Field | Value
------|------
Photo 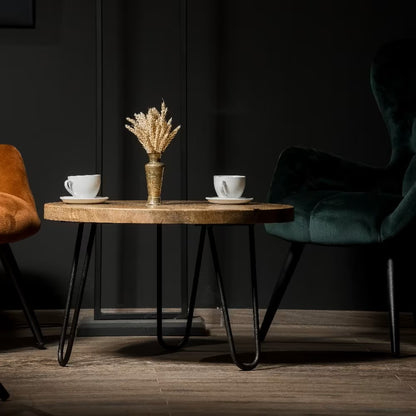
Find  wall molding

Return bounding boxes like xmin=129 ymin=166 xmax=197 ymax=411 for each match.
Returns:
xmin=1 ymin=308 xmax=414 ymax=329
xmin=93 ymin=0 xmax=190 ymax=315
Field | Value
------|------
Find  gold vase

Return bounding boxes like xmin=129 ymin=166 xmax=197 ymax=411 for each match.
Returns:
xmin=145 ymin=152 xmax=165 ymax=205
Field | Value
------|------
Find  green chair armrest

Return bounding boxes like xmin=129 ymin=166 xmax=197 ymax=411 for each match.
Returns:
xmin=268 ymin=147 xmax=391 ymax=202
xmin=381 ymin=182 xmax=416 ymax=241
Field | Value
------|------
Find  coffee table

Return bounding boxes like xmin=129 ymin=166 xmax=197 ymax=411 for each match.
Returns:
xmin=44 ymin=200 xmax=293 ymax=370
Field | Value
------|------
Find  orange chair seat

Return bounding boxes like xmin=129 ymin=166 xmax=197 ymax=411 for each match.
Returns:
xmin=0 ymin=192 xmax=40 ymax=244
xmin=0 ymin=144 xmax=41 ymax=244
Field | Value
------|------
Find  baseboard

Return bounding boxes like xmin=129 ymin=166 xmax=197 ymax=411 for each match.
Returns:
xmin=1 ymin=308 xmax=414 ymax=329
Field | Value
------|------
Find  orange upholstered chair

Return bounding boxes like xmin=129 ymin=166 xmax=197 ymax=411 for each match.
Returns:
xmin=0 ymin=144 xmax=44 ymax=348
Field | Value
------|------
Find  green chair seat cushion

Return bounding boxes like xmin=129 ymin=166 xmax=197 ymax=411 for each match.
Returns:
xmin=0 ymin=192 xmax=40 ymax=244
xmin=266 ymin=191 xmax=401 ymax=245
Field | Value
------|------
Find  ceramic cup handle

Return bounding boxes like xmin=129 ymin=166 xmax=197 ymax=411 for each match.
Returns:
xmin=64 ymin=180 xmax=74 ymax=196
xmin=221 ymin=180 xmax=229 ymax=197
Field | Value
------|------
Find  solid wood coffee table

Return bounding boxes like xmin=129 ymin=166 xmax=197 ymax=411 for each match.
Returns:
xmin=44 ymin=200 xmax=293 ymax=370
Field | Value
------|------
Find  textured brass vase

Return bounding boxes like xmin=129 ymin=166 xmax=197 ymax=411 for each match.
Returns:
xmin=145 ymin=152 xmax=165 ymax=205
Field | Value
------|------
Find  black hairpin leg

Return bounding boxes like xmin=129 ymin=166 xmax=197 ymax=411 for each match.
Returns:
xmin=157 ymin=225 xmax=205 ymax=350
xmin=0 ymin=383 xmax=9 ymax=401
xmin=207 ymin=225 xmax=261 ymax=371
xmin=58 ymin=223 xmax=96 ymax=366
xmin=0 ymin=243 xmax=45 ymax=349
xmin=259 ymin=242 xmax=304 ymax=342
xmin=387 ymin=256 xmax=400 ymax=357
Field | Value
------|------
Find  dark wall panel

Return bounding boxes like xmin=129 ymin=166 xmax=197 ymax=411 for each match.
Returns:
xmin=0 ymin=0 xmax=34 ymax=27
xmin=0 ymin=0 xmax=96 ymax=309
xmin=100 ymin=0 xmax=184 ymax=309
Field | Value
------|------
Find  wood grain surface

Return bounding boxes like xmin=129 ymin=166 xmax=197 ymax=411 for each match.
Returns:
xmin=1 ymin=319 xmax=416 ymax=415
xmin=43 ymin=200 xmax=294 ymax=225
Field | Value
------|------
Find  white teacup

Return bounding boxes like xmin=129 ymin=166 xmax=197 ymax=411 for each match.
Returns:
xmin=64 ymin=174 xmax=101 ymax=199
xmin=214 ymin=175 xmax=246 ymax=198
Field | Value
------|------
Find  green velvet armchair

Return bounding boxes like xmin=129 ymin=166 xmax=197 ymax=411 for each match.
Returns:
xmin=261 ymin=39 xmax=416 ymax=356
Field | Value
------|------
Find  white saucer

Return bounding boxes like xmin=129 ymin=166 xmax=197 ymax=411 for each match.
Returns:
xmin=205 ymin=197 xmax=253 ymax=205
xmin=60 ymin=196 xmax=109 ymax=204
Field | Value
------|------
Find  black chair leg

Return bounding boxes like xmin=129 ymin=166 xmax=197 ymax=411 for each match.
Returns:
xmin=387 ymin=256 xmax=400 ymax=357
xmin=0 ymin=383 xmax=9 ymax=401
xmin=259 ymin=242 xmax=304 ymax=342
xmin=0 ymin=243 xmax=45 ymax=349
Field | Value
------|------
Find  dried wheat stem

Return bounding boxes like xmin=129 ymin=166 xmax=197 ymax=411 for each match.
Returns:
xmin=125 ymin=101 xmax=180 ymax=154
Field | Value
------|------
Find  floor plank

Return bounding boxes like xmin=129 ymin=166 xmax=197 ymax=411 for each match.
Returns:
xmin=1 ymin=321 xmax=416 ymax=415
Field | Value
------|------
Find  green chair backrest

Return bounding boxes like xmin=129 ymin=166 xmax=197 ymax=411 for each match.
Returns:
xmin=370 ymin=39 xmax=416 ymax=195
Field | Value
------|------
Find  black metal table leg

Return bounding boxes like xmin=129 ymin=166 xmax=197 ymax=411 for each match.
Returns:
xmin=156 ymin=225 xmax=206 ymax=350
xmin=0 ymin=244 xmax=45 ymax=349
xmin=0 ymin=383 xmax=9 ymax=401
xmin=58 ymin=223 xmax=96 ymax=366
xmin=207 ymin=225 xmax=261 ymax=371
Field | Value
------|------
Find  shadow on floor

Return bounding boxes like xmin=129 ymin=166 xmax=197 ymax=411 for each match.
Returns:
xmin=1 ymin=403 xmax=56 ymax=416
xmin=0 ymin=335 xmax=59 ymax=352
xmin=115 ymin=337 xmax=416 ymax=366
xmin=200 ymin=350 xmax=399 ymax=366
xmin=116 ymin=337 xmax=226 ymax=357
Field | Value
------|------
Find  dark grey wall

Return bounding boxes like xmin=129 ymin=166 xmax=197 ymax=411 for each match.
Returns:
xmin=1 ymin=0 xmax=416 ymax=312
xmin=0 ymin=0 xmax=97 ymax=308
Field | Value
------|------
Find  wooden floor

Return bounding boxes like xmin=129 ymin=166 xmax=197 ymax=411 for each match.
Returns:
xmin=1 ymin=318 xmax=416 ymax=415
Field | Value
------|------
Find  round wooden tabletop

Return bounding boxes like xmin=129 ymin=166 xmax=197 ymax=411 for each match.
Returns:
xmin=44 ymin=200 xmax=293 ymax=225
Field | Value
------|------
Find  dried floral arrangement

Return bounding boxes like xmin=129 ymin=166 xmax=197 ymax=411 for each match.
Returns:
xmin=125 ymin=101 xmax=181 ymax=154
